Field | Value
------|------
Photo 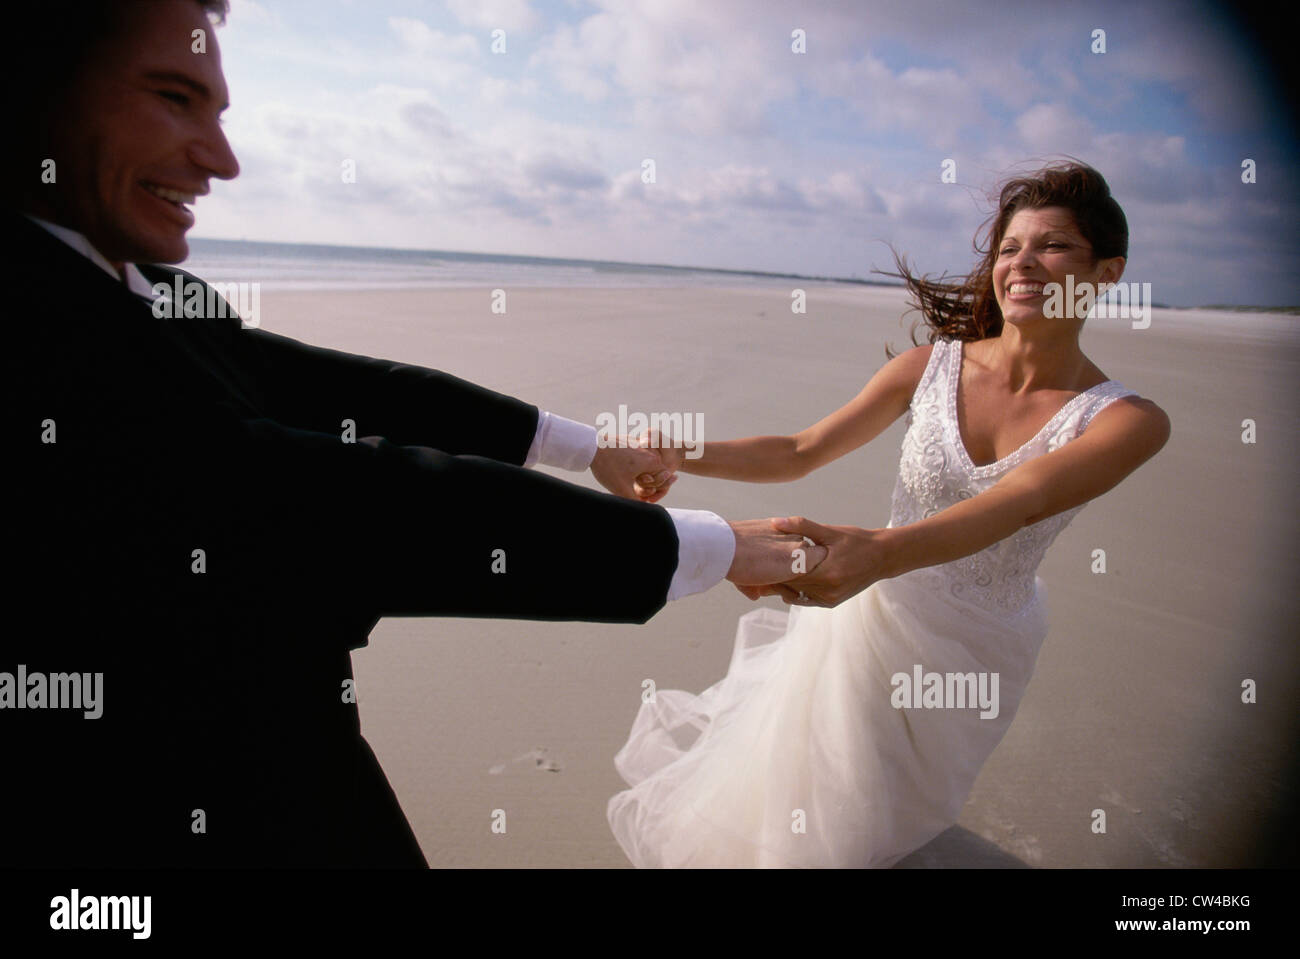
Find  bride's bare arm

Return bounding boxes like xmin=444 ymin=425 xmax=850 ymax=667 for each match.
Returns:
xmin=660 ymin=344 xmax=934 ymax=483
xmin=773 ymin=395 xmax=1170 ymax=607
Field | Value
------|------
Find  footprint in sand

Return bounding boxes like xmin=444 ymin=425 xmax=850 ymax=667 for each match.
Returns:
xmin=488 ymin=747 xmax=564 ymax=775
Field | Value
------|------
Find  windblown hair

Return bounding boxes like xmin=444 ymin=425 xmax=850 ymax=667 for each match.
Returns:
xmin=880 ymin=160 xmax=1129 ymax=359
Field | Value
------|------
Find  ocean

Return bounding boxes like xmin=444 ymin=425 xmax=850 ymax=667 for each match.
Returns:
xmin=182 ymin=237 xmax=871 ymax=292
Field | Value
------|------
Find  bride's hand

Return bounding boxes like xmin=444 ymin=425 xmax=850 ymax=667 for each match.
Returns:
xmin=633 ymin=429 xmax=687 ymax=475
xmin=591 ymin=435 xmax=678 ymax=502
xmin=763 ymin=516 xmax=891 ymax=607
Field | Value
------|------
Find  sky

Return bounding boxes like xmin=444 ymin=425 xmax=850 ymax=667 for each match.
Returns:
xmin=196 ymin=0 xmax=1300 ymax=307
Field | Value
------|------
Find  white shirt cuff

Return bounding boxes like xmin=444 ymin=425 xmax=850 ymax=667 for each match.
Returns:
xmin=664 ymin=509 xmax=735 ymax=601
xmin=524 ymin=411 xmax=598 ymax=471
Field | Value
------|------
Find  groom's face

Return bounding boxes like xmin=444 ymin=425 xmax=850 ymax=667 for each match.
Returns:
xmin=42 ymin=1 xmax=239 ymax=269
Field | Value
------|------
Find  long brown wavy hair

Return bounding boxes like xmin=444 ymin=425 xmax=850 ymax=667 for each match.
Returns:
xmin=880 ymin=160 xmax=1128 ymax=359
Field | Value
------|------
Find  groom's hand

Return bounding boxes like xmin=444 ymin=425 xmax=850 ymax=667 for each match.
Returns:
xmin=725 ymin=519 xmax=828 ymax=589
xmin=743 ymin=516 xmax=889 ymax=608
xmin=626 ymin=429 xmax=686 ymax=499
xmin=591 ymin=437 xmax=678 ymax=503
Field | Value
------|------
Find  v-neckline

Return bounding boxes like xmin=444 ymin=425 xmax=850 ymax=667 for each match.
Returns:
xmin=950 ymin=339 xmax=1113 ymax=474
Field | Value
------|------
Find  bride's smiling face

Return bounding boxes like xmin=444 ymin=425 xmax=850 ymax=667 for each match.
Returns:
xmin=992 ymin=206 xmax=1124 ymax=325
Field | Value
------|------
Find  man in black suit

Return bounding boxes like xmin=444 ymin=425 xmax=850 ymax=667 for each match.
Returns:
xmin=3 ymin=0 xmax=824 ymax=866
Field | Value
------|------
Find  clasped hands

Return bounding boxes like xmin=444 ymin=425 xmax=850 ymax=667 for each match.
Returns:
xmin=591 ymin=432 xmax=889 ymax=608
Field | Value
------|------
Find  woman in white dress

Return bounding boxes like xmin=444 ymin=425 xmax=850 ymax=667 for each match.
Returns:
xmin=607 ymin=161 xmax=1171 ymax=868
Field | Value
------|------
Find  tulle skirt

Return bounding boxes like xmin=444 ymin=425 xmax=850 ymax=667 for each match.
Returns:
xmin=606 ymin=571 xmax=1049 ymax=867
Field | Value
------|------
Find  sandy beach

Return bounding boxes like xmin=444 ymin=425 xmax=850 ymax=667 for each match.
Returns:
xmin=253 ymin=283 xmax=1299 ymax=868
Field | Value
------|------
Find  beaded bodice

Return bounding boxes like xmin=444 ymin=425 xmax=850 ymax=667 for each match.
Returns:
xmin=887 ymin=338 xmax=1139 ymax=619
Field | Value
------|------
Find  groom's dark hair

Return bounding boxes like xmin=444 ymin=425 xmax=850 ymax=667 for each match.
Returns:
xmin=12 ymin=0 xmax=229 ymax=91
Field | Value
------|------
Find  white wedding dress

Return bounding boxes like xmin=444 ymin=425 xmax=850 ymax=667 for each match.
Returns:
xmin=607 ymin=337 xmax=1139 ymax=867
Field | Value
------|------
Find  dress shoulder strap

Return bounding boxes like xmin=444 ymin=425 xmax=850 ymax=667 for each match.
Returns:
xmin=1076 ymin=382 xmax=1141 ymax=432
xmin=909 ymin=338 xmax=950 ymax=408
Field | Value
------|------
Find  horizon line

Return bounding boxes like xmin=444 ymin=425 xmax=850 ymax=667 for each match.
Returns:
xmin=184 ymin=235 xmax=1298 ymax=312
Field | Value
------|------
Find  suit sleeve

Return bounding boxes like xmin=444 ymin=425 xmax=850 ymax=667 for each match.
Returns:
xmin=148 ymin=265 xmax=541 ymax=464
xmin=200 ymin=405 xmax=680 ymax=624
xmin=235 ymin=325 xmax=542 ymax=465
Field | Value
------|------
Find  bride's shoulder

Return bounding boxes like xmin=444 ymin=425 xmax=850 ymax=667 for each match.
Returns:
xmin=1085 ymin=392 xmax=1171 ymax=458
xmin=899 ymin=339 xmax=941 ymax=369
xmin=884 ymin=341 xmax=939 ymax=397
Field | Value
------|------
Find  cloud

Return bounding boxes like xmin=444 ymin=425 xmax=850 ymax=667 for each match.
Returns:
xmin=388 ymin=17 xmax=480 ymax=58
xmin=523 ymin=155 xmax=609 ymax=192
xmin=227 ymin=0 xmax=274 ymax=26
xmin=530 ymin=1 xmax=799 ymax=135
xmin=1015 ymin=103 xmax=1091 ymax=155
xmin=402 ymin=100 xmax=456 ymax=140
xmin=808 ymin=56 xmax=986 ymax=149
xmin=444 ymin=0 xmax=540 ymax=33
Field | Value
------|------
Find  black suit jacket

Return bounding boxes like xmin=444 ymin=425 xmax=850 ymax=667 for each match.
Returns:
xmin=4 ymin=212 xmax=679 ymax=867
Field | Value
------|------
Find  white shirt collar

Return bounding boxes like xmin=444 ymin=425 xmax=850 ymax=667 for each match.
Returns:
xmin=24 ymin=214 xmax=160 ymax=299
